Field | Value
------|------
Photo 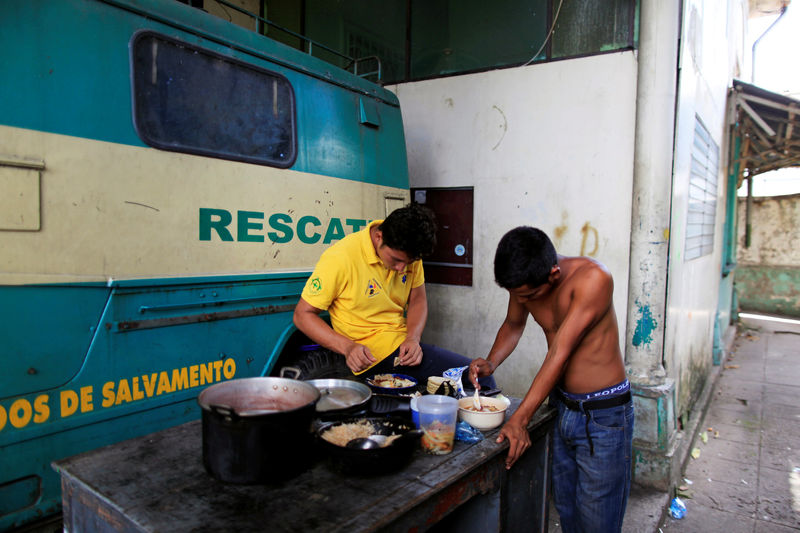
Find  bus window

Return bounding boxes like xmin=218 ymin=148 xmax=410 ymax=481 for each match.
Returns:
xmin=131 ymin=32 xmax=297 ymax=168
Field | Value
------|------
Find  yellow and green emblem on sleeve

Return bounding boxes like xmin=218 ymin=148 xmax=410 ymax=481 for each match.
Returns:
xmin=309 ymin=277 xmax=322 ymax=295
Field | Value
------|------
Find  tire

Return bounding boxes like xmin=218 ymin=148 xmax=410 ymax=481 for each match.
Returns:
xmin=285 ymin=348 xmax=352 ymax=380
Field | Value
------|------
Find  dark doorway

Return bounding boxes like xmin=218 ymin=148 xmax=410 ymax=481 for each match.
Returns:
xmin=412 ymin=187 xmax=473 ymax=286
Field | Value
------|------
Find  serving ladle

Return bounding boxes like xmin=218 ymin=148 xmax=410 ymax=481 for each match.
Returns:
xmin=346 ymin=435 xmax=389 ymax=449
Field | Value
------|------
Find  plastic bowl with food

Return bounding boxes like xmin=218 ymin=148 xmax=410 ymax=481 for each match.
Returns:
xmin=365 ymin=373 xmax=418 ymax=395
xmin=457 ymin=395 xmax=510 ymax=431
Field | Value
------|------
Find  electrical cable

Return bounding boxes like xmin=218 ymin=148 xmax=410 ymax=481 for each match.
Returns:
xmin=523 ymin=0 xmax=564 ymax=66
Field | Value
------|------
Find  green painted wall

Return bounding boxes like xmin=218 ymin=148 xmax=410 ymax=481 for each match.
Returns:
xmin=736 ymin=265 xmax=800 ymax=317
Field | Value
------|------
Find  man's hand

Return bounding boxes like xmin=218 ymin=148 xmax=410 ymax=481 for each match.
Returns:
xmin=345 ymin=343 xmax=376 ymax=373
xmin=495 ymin=413 xmax=531 ymax=469
xmin=396 ymin=339 xmax=423 ymax=367
xmin=468 ymin=358 xmax=496 ymax=390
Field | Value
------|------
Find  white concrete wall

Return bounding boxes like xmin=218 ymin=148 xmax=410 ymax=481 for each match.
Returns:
xmin=665 ymin=0 xmax=747 ymax=411
xmin=737 ymin=193 xmax=800 ymax=265
xmin=735 ymin=193 xmax=800 ymax=317
xmin=388 ymin=52 xmax=637 ymax=396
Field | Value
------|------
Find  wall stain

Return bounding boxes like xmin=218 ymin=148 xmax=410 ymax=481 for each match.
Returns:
xmin=632 ymin=302 xmax=657 ymax=347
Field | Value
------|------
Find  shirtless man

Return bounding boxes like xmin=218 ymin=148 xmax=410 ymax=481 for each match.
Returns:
xmin=469 ymin=226 xmax=633 ymax=533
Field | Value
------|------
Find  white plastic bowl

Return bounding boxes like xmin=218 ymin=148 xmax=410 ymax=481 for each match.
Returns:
xmin=457 ymin=395 xmax=509 ymax=431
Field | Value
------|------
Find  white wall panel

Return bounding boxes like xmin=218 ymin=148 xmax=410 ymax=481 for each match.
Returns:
xmin=389 ymin=52 xmax=637 ymax=395
xmin=666 ymin=0 xmax=743 ymax=412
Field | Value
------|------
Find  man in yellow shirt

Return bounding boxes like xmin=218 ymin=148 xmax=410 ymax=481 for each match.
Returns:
xmin=294 ymin=203 xmax=495 ymax=389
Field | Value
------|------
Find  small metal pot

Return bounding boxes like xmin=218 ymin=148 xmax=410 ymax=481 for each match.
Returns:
xmin=307 ymin=378 xmax=412 ymax=428
xmin=308 ymin=378 xmax=372 ymax=413
xmin=197 ymin=377 xmax=320 ymax=484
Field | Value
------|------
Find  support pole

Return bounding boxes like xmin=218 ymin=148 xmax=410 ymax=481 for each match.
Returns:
xmin=625 ymin=0 xmax=680 ymax=385
xmin=626 ymin=0 xmax=681 ymax=490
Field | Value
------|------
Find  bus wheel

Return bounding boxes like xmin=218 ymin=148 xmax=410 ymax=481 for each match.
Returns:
xmin=286 ymin=348 xmax=351 ymax=380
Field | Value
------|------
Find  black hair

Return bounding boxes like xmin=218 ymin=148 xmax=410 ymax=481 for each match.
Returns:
xmin=379 ymin=203 xmax=437 ymax=260
xmin=494 ymin=226 xmax=558 ymax=289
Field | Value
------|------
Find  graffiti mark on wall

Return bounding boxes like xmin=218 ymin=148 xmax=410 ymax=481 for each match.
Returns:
xmin=491 ymin=105 xmax=507 ymax=151
xmin=632 ymin=301 xmax=657 ymax=347
xmin=580 ymin=222 xmax=598 ymax=256
xmin=552 ymin=218 xmax=600 ymax=257
xmin=553 ymin=211 xmax=569 ymax=250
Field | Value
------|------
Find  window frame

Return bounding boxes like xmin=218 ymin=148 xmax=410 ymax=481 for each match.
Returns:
xmin=684 ymin=115 xmax=719 ymax=261
xmin=130 ymin=30 xmax=298 ymax=169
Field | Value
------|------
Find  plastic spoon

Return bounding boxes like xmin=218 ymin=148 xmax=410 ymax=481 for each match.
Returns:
xmin=473 ymin=388 xmax=482 ymax=410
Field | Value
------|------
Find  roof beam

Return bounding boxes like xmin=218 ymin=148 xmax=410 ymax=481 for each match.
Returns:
xmin=738 ymin=96 xmax=777 ymax=136
xmin=739 ymin=92 xmax=800 ymax=115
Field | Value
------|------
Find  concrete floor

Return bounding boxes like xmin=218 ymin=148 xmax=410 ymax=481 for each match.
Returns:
xmin=549 ymin=313 xmax=800 ymax=532
xmin=658 ymin=314 xmax=800 ymax=532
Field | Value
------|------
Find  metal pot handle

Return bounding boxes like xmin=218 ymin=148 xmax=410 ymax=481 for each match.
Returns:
xmin=280 ymin=366 xmax=302 ymax=379
xmin=398 ymin=428 xmax=424 ymax=442
xmin=209 ymin=403 xmax=240 ymax=421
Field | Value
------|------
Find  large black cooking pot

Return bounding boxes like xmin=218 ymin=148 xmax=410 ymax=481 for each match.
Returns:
xmin=197 ymin=377 xmax=320 ymax=484
xmin=315 ymin=416 xmax=422 ymax=476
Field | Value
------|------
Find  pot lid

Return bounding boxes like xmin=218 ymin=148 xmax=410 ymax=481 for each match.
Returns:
xmin=197 ymin=377 xmax=320 ymax=416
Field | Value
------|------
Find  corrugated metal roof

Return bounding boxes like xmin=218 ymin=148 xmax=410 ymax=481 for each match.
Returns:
xmin=730 ymin=79 xmax=800 ymax=185
xmin=749 ymin=0 xmax=791 ymax=18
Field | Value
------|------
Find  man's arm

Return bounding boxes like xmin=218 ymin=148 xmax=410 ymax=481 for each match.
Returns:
xmin=396 ymin=284 xmax=427 ymax=366
xmin=498 ymin=266 xmax=615 ymax=469
xmin=468 ymin=295 xmax=528 ymax=387
xmin=292 ymin=297 xmax=376 ymax=373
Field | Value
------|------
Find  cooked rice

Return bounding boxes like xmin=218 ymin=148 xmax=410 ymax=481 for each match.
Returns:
xmin=321 ymin=419 xmax=402 ymax=448
xmin=321 ymin=419 xmax=375 ymax=447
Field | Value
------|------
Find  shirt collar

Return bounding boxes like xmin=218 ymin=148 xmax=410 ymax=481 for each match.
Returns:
xmin=362 ymin=219 xmax=383 ymax=266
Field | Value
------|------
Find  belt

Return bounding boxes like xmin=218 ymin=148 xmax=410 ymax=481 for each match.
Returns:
xmin=558 ymin=390 xmax=631 ymax=412
xmin=557 ymin=390 xmax=631 ymax=457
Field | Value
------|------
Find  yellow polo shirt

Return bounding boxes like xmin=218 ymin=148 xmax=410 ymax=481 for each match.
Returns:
xmin=301 ymin=220 xmax=425 ymax=373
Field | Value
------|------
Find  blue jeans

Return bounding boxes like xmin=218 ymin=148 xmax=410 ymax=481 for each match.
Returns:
xmin=551 ymin=394 xmax=634 ymax=533
xmin=367 ymin=343 xmax=497 ymax=390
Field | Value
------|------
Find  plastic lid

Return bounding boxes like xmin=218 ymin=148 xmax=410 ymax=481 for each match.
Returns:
xmin=417 ymin=394 xmax=458 ymax=414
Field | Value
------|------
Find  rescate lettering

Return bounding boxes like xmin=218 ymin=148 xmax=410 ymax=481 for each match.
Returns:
xmin=199 ymin=208 xmax=369 ymax=245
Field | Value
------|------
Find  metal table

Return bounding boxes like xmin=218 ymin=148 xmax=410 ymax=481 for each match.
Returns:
xmin=53 ymin=399 xmax=555 ymax=533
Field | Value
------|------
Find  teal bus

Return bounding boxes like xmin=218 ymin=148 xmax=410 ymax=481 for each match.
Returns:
xmin=0 ymin=0 xmax=408 ymax=528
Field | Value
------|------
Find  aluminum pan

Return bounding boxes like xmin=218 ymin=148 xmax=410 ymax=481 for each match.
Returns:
xmin=308 ymin=378 xmax=372 ymax=412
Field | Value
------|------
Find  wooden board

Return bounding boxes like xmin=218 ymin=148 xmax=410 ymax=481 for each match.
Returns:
xmin=54 ymin=399 xmax=556 ymax=533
